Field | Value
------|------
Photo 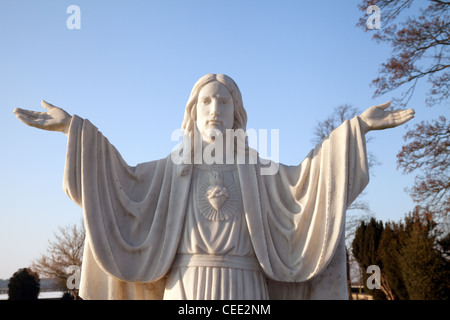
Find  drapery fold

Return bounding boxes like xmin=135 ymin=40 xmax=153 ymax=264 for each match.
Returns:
xmin=63 ymin=115 xmax=369 ymax=299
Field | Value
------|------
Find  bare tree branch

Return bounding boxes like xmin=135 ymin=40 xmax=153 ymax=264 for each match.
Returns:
xmin=32 ymin=221 xmax=85 ymax=299
xmin=358 ymin=0 xmax=450 ymax=107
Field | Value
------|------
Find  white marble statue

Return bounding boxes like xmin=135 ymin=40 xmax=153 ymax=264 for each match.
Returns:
xmin=13 ymin=73 xmax=414 ymax=300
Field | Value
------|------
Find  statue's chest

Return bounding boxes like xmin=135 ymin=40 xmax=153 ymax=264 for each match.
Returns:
xmin=193 ymin=166 xmax=240 ymax=222
xmin=180 ymin=165 xmax=252 ymax=255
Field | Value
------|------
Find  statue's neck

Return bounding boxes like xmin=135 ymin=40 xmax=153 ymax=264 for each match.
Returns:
xmin=198 ymin=137 xmax=235 ymax=164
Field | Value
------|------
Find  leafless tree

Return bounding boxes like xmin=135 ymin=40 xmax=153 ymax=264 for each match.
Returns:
xmin=32 ymin=221 xmax=85 ymax=299
xmin=357 ymin=0 xmax=450 ymax=107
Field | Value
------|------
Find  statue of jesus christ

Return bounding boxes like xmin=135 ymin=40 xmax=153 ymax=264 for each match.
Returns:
xmin=13 ymin=73 xmax=414 ymax=300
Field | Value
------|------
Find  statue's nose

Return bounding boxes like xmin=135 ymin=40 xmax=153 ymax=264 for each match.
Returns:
xmin=210 ymin=101 xmax=220 ymax=117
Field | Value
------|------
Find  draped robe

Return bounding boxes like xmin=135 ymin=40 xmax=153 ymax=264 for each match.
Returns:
xmin=63 ymin=115 xmax=369 ymax=300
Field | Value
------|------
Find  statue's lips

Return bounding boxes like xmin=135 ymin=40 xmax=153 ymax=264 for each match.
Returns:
xmin=207 ymin=120 xmax=223 ymax=126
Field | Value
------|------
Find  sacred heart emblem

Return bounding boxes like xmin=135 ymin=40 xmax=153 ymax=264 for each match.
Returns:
xmin=196 ymin=170 xmax=238 ymax=221
xmin=206 ymin=185 xmax=229 ymax=211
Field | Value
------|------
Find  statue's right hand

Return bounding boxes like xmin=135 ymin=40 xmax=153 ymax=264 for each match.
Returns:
xmin=13 ymin=100 xmax=72 ymax=134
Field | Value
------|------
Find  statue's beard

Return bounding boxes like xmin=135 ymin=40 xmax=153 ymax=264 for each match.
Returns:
xmin=202 ymin=128 xmax=224 ymax=143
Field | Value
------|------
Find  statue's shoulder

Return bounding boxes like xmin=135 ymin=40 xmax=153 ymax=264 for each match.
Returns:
xmin=133 ymin=155 xmax=173 ymax=176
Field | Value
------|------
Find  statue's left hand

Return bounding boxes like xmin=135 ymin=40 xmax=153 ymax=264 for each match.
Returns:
xmin=13 ymin=100 xmax=72 ymax=135
xmin=359 ymin=101 xmax=415 ymax=134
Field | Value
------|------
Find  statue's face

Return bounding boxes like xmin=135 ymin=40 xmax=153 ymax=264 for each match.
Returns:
xmin=196 ymin=81 xmax=234 ymax=142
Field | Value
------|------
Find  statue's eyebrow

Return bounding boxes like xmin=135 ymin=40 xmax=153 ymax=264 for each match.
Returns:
xmin=199 ymin=93 xmax=230 ymax=100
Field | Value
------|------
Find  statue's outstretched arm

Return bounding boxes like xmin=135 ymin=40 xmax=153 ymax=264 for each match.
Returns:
xmin=359 ymin=101 xmax=415 ymax=134
xmin=13 ymin=100 xmax=72 ymax=135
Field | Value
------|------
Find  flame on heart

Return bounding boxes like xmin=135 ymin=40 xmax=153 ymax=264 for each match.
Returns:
xmin=206 ymin=185 xmax=230 ymax=211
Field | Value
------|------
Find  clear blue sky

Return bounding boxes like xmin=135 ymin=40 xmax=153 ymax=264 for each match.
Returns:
xmin=0 ymin=1 xmax=446 ymax=279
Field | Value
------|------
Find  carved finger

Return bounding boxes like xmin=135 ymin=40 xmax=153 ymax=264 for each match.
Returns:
xmin=377 ymin=101 xmax=391 ymax=110
xmin=18 ymin=113 xmax=52 ymax=129
xmin=16 ymin=108 xmax=43 ymax=119
xmin=14 ymin=108 xmax=31 ymax=116
xmin=391 ymin=111 xmax=414 ymax=126
xmin=15 ymin=114 xmax=41 ymax=128
xmin=395 ymin=109 xmax=415 ymax=120
xmin=41 ymin=100 xmax=57 ymax=111
xmin=398 ymin=113 xmax=415 ymax=125
xmin=403 ymin=108 xmax=415 ymax=117
xmin=396 ymin=109 xmax=413 ymax=116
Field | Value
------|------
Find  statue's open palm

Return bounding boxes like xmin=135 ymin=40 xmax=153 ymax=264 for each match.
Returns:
xmin=13 ymin=100 xmax=72 ymax=134
xmin=359 ymin=101 xmax=415 ymax=133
